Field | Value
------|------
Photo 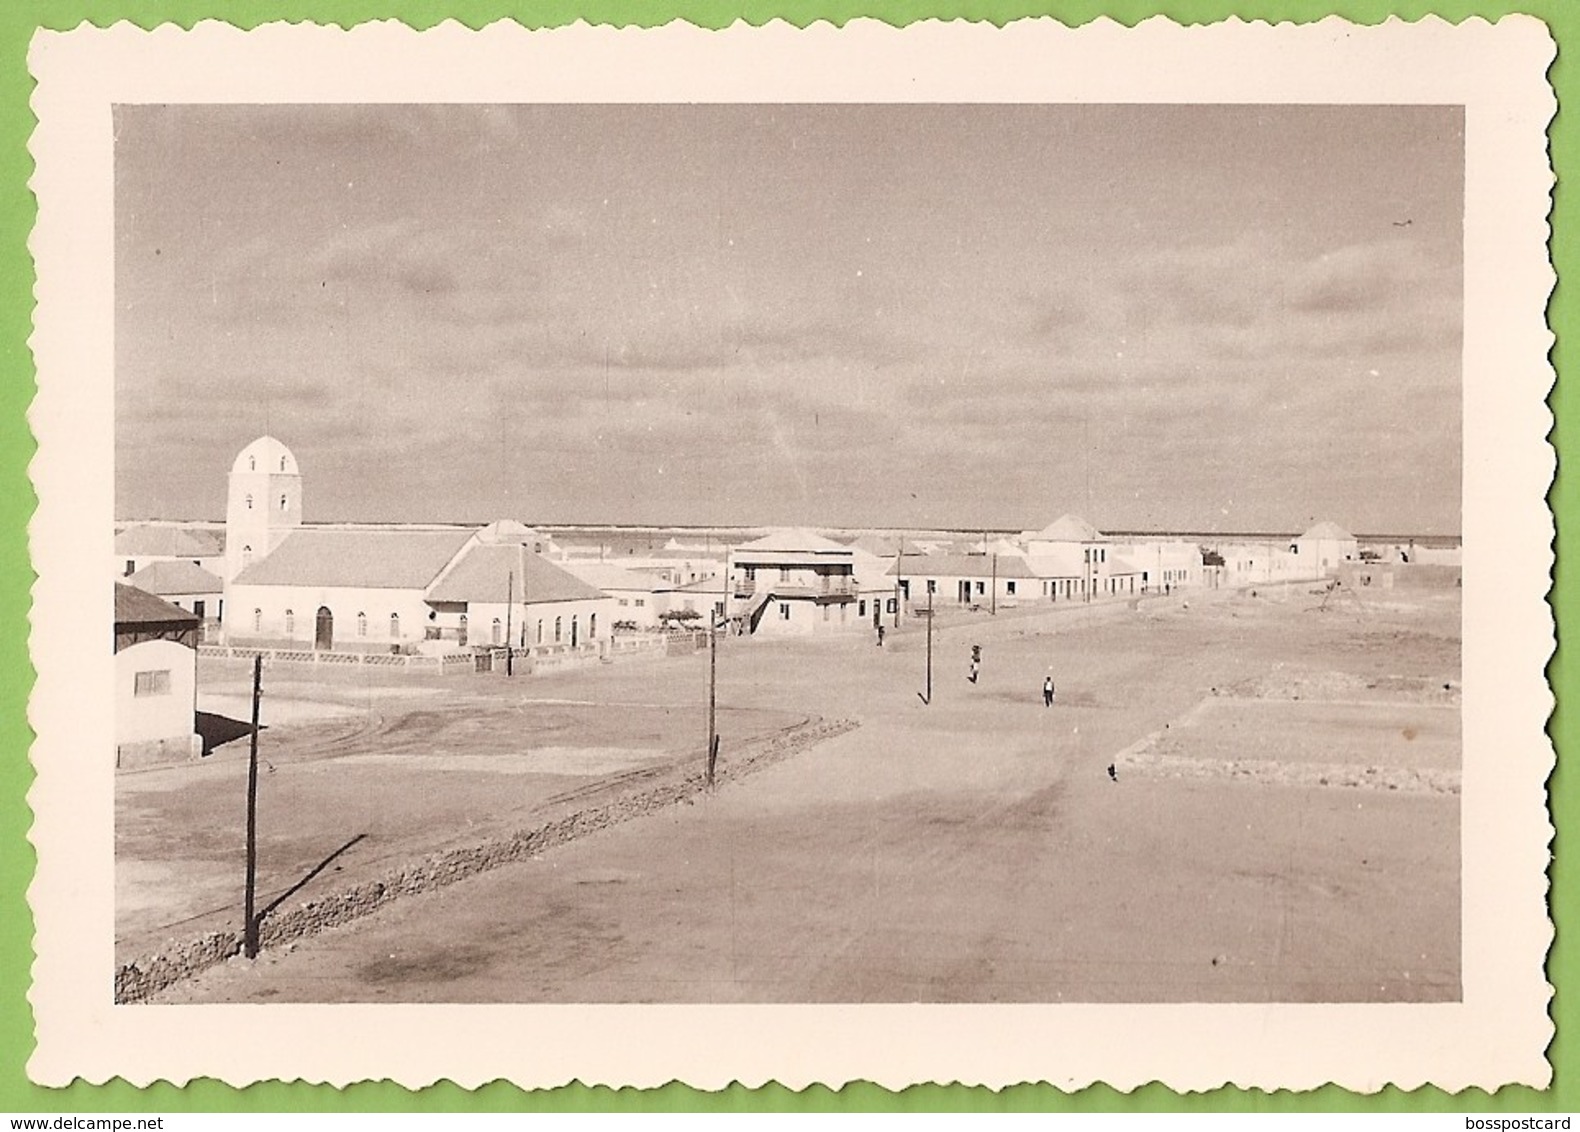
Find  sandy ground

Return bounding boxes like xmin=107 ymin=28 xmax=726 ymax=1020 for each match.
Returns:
xmin=138 ymin=582 xmax=1462 ymax=1003
xmin=116 ymin=655 xmax=804 ymax=962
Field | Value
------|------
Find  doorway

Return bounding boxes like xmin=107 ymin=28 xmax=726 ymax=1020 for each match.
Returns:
xmin=314 ymin=606 xmax=334 ymax=650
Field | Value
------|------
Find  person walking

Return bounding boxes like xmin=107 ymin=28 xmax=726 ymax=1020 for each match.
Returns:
xmin=1043 ymin=675 xmax=1055 ymax=707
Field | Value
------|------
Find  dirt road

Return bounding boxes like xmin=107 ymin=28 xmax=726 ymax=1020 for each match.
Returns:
xmin=154 ymin=584 xmax=1460 ymax=1003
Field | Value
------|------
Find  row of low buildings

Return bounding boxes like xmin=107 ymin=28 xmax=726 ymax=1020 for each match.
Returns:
xmin=115 ymin=436 xmax=1392 ymax=659
xmin=111 ymin=436 xmax=1424 ymax=763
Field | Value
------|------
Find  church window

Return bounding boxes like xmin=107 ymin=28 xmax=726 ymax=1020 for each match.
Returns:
xmin=491 ymin=618 xmax=502 ymax=645
xmin=589 ymin=613 xmax=597 ymax=638
xmin=249 ymin=456 xmax=255 ymax=471
xmin=389 ymin=612 xmax=400 ymax=638
xmin=357 ymin=612 xmax=367 ymax=637
xmin=554 ymin=617 xmax=562 ymax=642
xmin=252 ymin=608 xmax=261 ymax=632
xmin=245 ymin=493 xmax=253 ymax=511
xmin=284 ymin=609 xmax=295 ymax=635
xmin=279 ymin=494 xmax=288 ymax=511
xmin=536 ymin=619 xmax=543 ymax=644
xmin=242 ymin=545 xmax=252 ymax=568
xmin=280 ymin=456 xmax=287 ymax=472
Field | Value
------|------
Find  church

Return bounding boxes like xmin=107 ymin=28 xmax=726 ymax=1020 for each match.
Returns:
xmin=219 ymin=437 xmax=615 ymax=655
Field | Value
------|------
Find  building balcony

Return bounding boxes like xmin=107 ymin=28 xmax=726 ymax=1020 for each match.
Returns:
xmin=734 ymin=577 xmax=855 ymax=600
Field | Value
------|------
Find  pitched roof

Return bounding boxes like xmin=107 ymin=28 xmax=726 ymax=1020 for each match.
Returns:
xmin=734 ymin=528 xmax=851 ymax=554
xmin=886 ymin=552 xmax=1036 ymax=579
xmin=475 ymin=519 xmax=550 ymax=547
xmin=1023 ymin=556 xmax=1085 ymax=579
xmin=233 ymin=529 xmax=472 ymax=589
xmin=427 ymin=544 xmax=606 ymax=604
xmin=1301 ymin=520 xmax=1355 ymax=541
xmin=126 ymin=560 xmax=224 ymax=596
xmin=557 ymin=561 xmax=666 ymax=593
xmin=845 ymin=534 xmax=900 ymax=557
xmin=968 ymin=537 xmax=1026 ymax=557
xmin=115 ymin=583 xmax=201 ymax=627
xmin=672 ymin=575 xmax=727 ymax=594
xmin=114 ymin=524 xmax=225 ymax=558
xmin=1031 ymin=515 xmax=1102 ymax=542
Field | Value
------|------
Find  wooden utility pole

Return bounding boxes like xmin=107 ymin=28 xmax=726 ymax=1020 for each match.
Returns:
xmin=706 ymin=618 xmax=719 ymax=786
xmin=244 ymin=653 xmax=262 ymax=959
xmin=894 ymin=536 xmax=905 ymax=628
xmin=924 ymin=586 xmax=933 ymax=704
xmin=520 ymin=542 xmax=530 ymax=661
xmin=991 ymin=553 xmax=998 ymax=615
xmin=504 ymin=568 xmax=515 ymax=676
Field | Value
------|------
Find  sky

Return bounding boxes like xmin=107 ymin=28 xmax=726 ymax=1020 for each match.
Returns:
xmin=115 ymin=104 xmax=1463 ymax=534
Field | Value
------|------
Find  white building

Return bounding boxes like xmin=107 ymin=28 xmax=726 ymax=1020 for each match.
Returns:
xmin=886 ymin=551 xmax=1037 ymax=610
xmin=126 ymin=560 xmax=226 ymax=640
xmin=1023 ymin=515 xmax=1127 ymax=599
xmin=1292 ymin=521 xmax=1359 ymax=576
xmin=115 ymin=584 xmax=201 ymax=767
xmin=729 ymin=529 xmax=861 ymax=637
xmin=114 ymin=523 xmax=225 ymax=579
xmin=225 ymin=527 xmax=474 ymax=650
xmin=426 ymin=542 xmax=615 ymax=652
xmin=559 ymin=561 xmax=671 ymax=629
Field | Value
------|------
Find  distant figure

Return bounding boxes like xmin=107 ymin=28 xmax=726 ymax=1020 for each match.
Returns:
xmin=968 ymin=660 xmax=978 ymax=684
xmin=1165 ymin=582 xmax=1172 ymax=596
xmin=876 ymin=625 xmax=885 ymax=647
xmin=1043 ymin=676 xmax=1055 ymax=708
xmin=1107 ymin=763 xmax=1117 ymax=782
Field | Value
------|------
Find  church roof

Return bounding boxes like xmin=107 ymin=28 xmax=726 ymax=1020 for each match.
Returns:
xmin=1030 ymin=515 xmax=1103 ymax=542
xmin=231 ymin=435 xmax=299 ymax=476
xmin=427 ymin=544 xmax=606 ymax=604
xmin=114 ymin=524 xmax=225 ymax=558
xmin=126 ymin=560 xmax=224 ymax=596
xmin=1300 ymin=520 xmax=1355 ymax=542
xmin=232 ymin=529 xmax=472 ymax=590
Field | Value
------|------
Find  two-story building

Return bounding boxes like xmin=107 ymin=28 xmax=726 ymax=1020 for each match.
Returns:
xmin=729 ymin=529 xmax=860 ymax=637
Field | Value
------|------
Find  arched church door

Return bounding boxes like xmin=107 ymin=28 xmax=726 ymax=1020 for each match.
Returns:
xmin=315 ymin=606 xmax=334 ymax=650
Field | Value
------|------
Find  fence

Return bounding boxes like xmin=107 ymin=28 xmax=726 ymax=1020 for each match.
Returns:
xmin=201 ymin=633 xmax=675 ymax=677
xmin=197 ymin=645 xmax=474 ymax=673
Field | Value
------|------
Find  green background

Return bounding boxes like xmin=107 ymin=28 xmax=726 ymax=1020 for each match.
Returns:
xmin=0 ymin=0 xmax=1569 ymax=1114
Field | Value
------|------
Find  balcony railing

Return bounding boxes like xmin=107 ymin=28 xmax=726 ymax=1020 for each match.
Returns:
xmin=733 ymin=576 xmax=855 ymax=599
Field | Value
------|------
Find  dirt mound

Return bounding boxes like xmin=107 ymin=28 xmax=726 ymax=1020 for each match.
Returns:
xmin=1121 ymin=749 xmax=1459 ymax=795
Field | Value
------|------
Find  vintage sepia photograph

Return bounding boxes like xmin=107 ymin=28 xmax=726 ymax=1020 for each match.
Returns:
xmin=24 ymin=18 xmax=1556 ymax=1092
xmin=110 ymin=101 xmax=1466 ymax=1005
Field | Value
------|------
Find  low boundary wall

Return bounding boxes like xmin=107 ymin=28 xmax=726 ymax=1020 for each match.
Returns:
xmin=197 ymin=645 xmax=475 ymax=673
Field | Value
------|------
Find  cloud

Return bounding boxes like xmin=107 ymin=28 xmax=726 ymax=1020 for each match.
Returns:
xmin=1287 ymin=240 xmax=1437 ymax=314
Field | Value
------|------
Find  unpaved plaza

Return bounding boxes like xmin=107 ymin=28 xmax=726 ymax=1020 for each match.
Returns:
xmin=134 ymin=581 xmax=1461 ymax=1004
